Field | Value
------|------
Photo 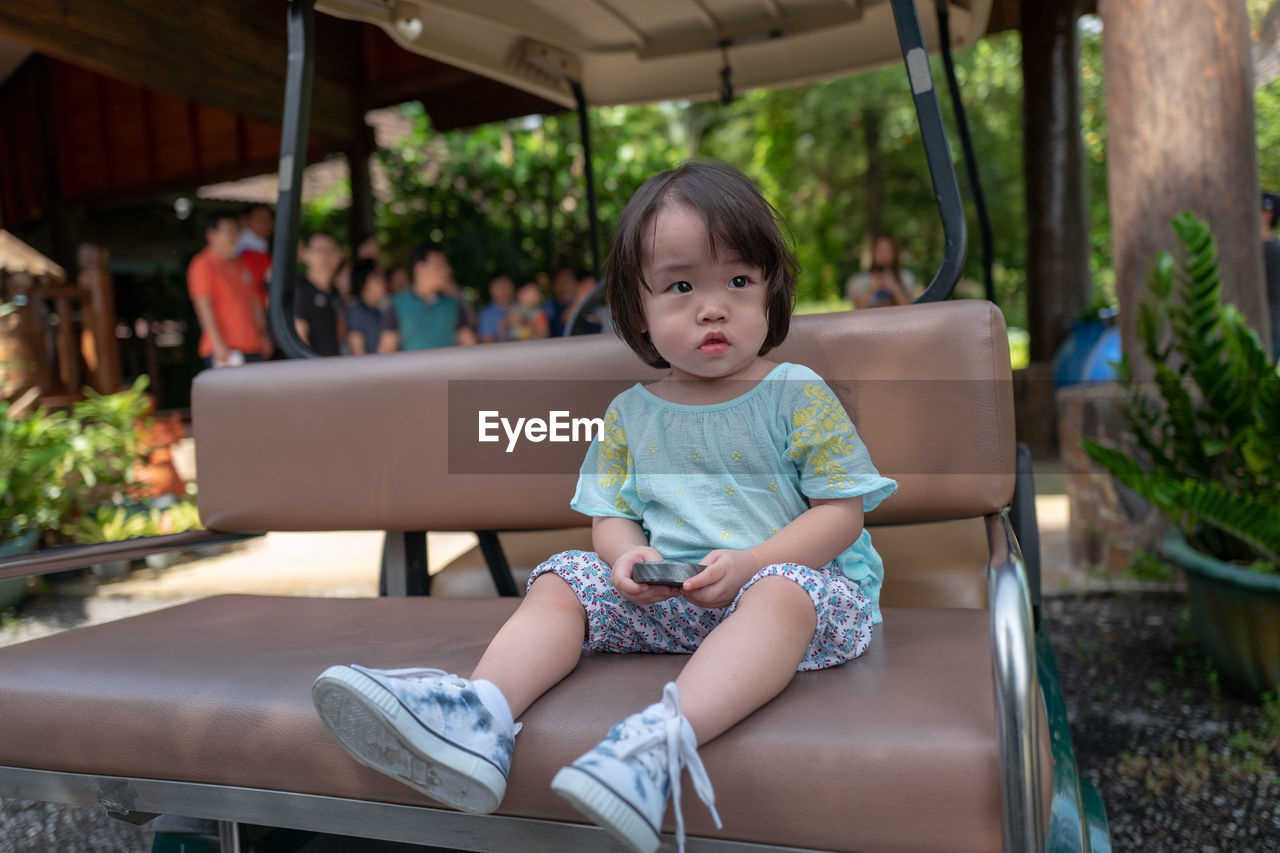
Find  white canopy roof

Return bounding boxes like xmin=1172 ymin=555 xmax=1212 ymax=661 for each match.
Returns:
xmin=319 ymin=0 xmax=992 ymax=109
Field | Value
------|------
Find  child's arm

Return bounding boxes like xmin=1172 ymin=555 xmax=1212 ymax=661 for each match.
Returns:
xmin=593 ymin=516 xmax=681 ymax=605
xmin=683 ymin=497 xmax=864 ymax=609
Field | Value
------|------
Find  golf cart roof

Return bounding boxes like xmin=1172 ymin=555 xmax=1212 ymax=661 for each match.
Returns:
xmin=318 ymin=0 xmax=993 ymax=108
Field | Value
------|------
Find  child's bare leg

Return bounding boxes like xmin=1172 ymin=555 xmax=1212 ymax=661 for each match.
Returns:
xmin=676 ymin=576 xmax=816 ymax=743
xmin=471 ymin=573 xmax=586 ymax=718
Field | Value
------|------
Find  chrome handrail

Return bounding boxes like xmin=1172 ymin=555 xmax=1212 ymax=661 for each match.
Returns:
xmin=986 ymin=509 xmax=1045 ymax=852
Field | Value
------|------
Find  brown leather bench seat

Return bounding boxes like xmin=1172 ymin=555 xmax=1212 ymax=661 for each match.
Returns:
xmin=0 ymin=302 xmax=1055 ymax=850
xmin=0 ymin=594 xmax=1028 ymax=852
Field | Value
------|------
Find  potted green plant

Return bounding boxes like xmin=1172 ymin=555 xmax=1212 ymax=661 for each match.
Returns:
xmin=1082 ymin=212 xmax=1280 ymax=699
xmin=65 ymin=505 xmax=151 ymax=578
xmin=142 ymin=498 xmax=203 ymax=570
xmin=0 ymin=403 xmax=75 ymax=608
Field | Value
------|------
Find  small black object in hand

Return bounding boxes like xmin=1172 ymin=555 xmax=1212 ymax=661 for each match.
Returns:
xmin=632 ymin=561 xmax=704 ymax=586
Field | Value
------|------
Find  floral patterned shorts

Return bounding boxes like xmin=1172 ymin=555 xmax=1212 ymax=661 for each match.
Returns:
xmin=527 ymin=550 xmax=874 ymax=671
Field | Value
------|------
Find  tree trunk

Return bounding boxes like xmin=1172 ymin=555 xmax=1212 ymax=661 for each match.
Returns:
xmin=1022 ymin=0 xmax=1092 ymax=363
xmin=1100 ymin=0 xmax=1270 ymax=370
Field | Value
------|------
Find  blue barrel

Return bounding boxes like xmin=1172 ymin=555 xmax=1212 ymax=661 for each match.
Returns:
xmin=1053 ymin=317 xmax=1107 ymax=387
xmin=1082 ymin=325 xmax=1122 ymax=382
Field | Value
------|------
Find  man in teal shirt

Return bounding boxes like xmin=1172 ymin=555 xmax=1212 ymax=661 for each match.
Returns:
xmin=393 ymin=243 xmax=472 ymax=350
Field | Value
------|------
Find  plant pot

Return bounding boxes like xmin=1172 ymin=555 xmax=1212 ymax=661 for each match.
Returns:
xmin=0 ymin=529 xmax=41 ymax=611
xmin=145 ymin=551 xmax=181 ymax=571
xmin=91 ymin=559 xmax=134 ymax=580
xmin=1162 ymin=528 xmax=1280 ymax=700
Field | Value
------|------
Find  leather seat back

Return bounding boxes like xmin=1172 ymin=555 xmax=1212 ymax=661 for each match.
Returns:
xmin=194 ymin=300 xmax=1015 ymax=534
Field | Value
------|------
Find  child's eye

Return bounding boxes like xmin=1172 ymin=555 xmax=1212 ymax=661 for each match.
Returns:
xmin=668 ymin=281 xmax=693 ymax=294
xmin=728 ymin=275 xmax=750 ymax=289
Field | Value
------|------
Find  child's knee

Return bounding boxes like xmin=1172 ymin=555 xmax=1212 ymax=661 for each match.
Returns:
xmin=742 ymin=575 xmax=817 ymax=631
xmin=527 ymin=571 xmax=586 ymax=612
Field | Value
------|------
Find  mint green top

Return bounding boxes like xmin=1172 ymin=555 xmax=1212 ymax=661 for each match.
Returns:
xmin=571 ymin=362 xmax=898 ymax=623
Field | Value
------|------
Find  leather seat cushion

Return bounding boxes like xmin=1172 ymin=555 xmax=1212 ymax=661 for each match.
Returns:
xmin=0 ymin=594 xmax=1037 ymax=852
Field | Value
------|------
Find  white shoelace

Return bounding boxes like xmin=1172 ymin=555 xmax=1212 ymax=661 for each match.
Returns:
xmin=614 ymin=682 xmax=722 ymax=852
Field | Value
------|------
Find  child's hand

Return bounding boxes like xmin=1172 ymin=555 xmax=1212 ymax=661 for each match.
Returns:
xmin=682 ymin=549 xmax=762 ymax=609
xmin=611 ymin=546 xmax=682 ymax=605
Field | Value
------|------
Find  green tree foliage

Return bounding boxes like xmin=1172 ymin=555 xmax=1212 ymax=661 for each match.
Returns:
xmin=303 ymin=19 xmax=1133 ymax=326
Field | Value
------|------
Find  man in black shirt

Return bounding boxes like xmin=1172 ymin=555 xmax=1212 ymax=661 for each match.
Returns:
xmin=1262 ymin=193 xmax=1280 ymax=364
xmin=296 ymin=232 xmax=344 ymax=356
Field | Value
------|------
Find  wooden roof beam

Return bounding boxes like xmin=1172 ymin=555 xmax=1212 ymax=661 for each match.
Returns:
xmin=0 ymin=0 xmax=356 ymax=146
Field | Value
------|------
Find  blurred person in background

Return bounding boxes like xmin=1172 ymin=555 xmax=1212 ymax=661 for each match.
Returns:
xmin=296 ymin=232 xmax=345 ymax=356
xmin=346 ymin=259 xmax=400 ymax=355
xmin=235 ymin=203 xmax=274 ymax=307
xmin=846 ymin=234 xmax=915 ymax=309
xmin=188 ymin=211 xmax=272 ymax=367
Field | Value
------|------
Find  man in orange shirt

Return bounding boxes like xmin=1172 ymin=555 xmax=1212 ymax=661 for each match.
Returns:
xmin=188 ymin=212 xmax=272 ymax=367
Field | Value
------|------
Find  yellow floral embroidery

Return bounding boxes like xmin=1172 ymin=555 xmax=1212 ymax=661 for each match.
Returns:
xmin=720 ymin=530 xmax=730 ymax=540
xmin=597 ymin=409 xmax=634 ymax=514
xmin=789 ymin=383 xmax=857 ymax=491
xmin=650 ymin=444 xmax=658 ymax=454
xmin=692 ymin=450 xmax=703 ymax=463
xmin=771 ymin=526 xmax=779 ymax=534
xmin=768 ymin=482 xmax=779 ymax=491
xmin=731 ymin=450 xmax=742 ymax=462
xmin=724 ymin=486 xmax=734 ymax=496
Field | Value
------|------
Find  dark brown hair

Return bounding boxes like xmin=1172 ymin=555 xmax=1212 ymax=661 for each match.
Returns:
xmin=605 ymin=160 xmax=798 ymax=368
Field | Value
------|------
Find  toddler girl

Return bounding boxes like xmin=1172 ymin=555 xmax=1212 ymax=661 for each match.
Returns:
xmin=313 ymin=160 xmax=897 ymax=853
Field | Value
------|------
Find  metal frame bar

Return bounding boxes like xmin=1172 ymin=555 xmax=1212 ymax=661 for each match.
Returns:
xmin=568 ymin=79 xmax=602 ymax=282
xmin=887 ymin=0 xmax=967 ymax=303
xmin=0 ymin=766 xmax=826 ymax=853
xmin=380 ymin=531 xmax=430 ymax=596
xmin=934 ymin=0 xmax=995 ymax=304
xmin=0 ymin=530 xmax=257 ymax=582
xmin=268 ymin=0 xmax=319 ymax=360
xmin=475 ymin=530 xmax=521 ymax=596
xmin=985 ymin=510 xmax=1046 ymax=853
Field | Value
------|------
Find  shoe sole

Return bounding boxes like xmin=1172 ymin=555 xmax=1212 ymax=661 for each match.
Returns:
xmin=550 ymin=765 xmax=661 ymax=853
xmin=313 ymin=665 xmax=506 ymax=814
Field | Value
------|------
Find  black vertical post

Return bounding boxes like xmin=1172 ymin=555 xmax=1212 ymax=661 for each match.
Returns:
xmin=935 ymin=0 xmax=995 ymax=305
xmin=269 ymin=0 xmax=319 ymax=359
xmin=569 ymin=80 xmax=601 ymax=281
xmin=380 ymin=531 xmax=431 ymax=596
xmin=887 ymin=0 xmax=967 ymax=302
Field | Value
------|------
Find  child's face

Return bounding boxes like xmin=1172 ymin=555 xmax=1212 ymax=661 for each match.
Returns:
xmin=639 ymin=202 xmax=769 ymax=381
xmin=517 ymin=282 xmax=542 ymax=308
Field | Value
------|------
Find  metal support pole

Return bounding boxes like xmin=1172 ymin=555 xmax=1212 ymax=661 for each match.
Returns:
xmin=269 ymin=0 xmax=319 ymax=359
xmin=935 ymin=0 xmax=995 ymax=305
xmin=476 ymin=531 xmax=520 ymax=597
xmin=568 ymin=79 xmax=602 ymax=281
xmin=887 ymin=0 xmax=967 ymax=302
xmin=380 ymin=531 xmax=431 ymax=597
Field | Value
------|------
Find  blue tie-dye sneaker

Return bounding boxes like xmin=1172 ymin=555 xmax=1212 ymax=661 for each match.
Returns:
xmin=313 ymin=665 xmax=517 ymax=814
xmin=550 ymin=682 xmax=721 ymax=853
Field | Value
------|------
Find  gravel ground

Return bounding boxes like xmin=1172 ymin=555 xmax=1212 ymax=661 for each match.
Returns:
xmin=3 ymin=588 xmax=1278 ymax=851
xmin=1045 ymin=592 xmax=1280 ymax=852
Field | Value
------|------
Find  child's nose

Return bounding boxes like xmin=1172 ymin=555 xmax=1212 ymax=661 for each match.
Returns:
xmin=696 ymin=296 xmax=727 ymax=322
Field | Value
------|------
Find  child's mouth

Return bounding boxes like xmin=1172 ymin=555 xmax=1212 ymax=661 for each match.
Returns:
xmin=699 ymin=332 xmax=729 ymax=355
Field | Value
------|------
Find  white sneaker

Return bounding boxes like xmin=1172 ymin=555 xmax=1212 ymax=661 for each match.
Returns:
xmin=313 ymin=665 xmax=517 ymax=814
xmin=550 ymin=682 xmax=722 ymax=853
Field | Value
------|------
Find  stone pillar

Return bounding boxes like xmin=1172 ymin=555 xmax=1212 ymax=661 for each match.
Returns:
xmin=1022 ymin=0 xmax=1092 ymax=364
xmin=1100 ymin=0 xmax=1270 ymax=370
